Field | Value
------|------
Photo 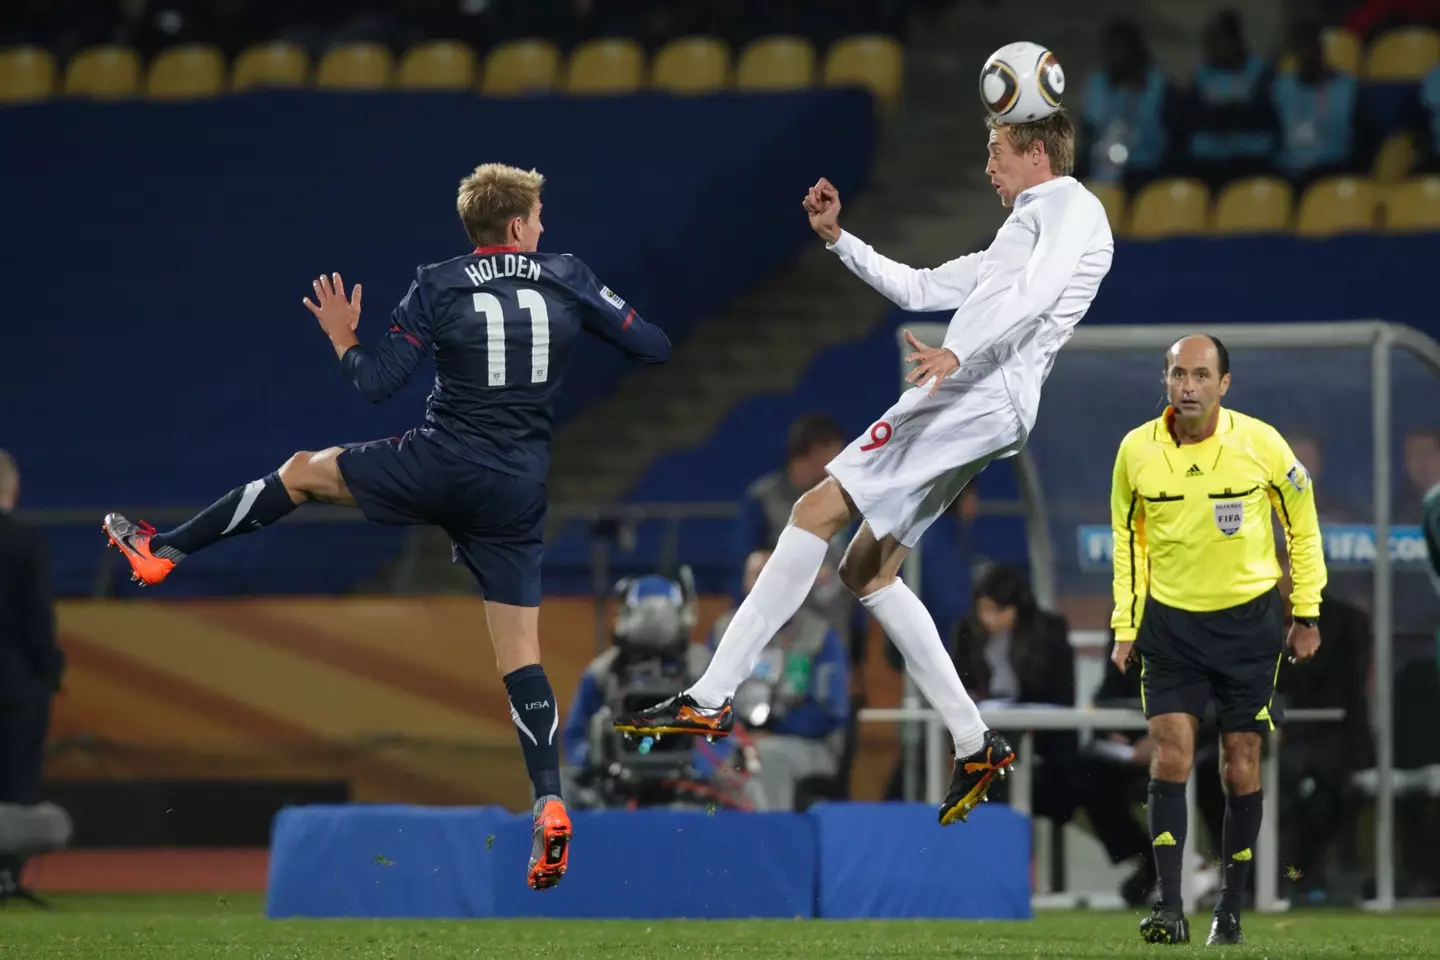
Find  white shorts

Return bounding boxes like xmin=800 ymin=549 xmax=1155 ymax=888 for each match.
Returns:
xmin=825 ymin=368 xmax=1026 ymax=548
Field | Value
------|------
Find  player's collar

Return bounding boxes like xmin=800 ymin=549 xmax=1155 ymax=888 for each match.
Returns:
xmin=473 ymin=244 xmax=519 ymax=254
xmin=1160 ymin=405 xmax=1232 ymax=445
xmin=1015 ymin=176 xmax=1075 ymax=204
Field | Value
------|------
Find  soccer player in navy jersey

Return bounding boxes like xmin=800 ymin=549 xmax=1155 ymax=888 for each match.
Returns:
xmin=102 ymin=163 xmax=672 ymax=891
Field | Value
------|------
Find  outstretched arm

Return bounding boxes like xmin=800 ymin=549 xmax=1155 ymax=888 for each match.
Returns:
xmin=805 ymin=178 xmax=981 ymax=312
xmin=568 ymin=260 xmax=671 ymax=363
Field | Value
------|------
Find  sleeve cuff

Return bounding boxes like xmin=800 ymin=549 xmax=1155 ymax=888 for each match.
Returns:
xmin=1291 ymin=603 xmax=1320 ymax=619
xmin=826 ymin=229 xmax=862 ymax=257
xmin=1113 ymin=629 xmax=1137 ymax=643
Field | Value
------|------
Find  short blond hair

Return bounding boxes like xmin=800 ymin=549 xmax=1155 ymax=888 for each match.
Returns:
xmin=987 ymin=109 xmax=1076 ymax=178
xmin=457 ymin=163 xmax=545 ymax=247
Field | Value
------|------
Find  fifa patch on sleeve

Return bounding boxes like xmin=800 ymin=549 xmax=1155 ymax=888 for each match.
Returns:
xmin=1286 ymin=461 xmax=1310 ymax=492
xmin=599 ymin=286 xmax=626 ymax=310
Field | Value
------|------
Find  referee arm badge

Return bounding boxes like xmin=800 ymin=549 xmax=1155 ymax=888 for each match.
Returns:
xmin=1285 ymin=461 xmax=1310 ymax=493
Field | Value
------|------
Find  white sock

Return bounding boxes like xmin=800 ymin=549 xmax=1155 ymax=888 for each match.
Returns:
xmin=860 ymin=578 xmax=986 ymax=756
xmin=688 ymin=526 xmax=829 ymax=708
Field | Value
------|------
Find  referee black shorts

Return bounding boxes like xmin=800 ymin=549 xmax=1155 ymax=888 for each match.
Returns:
xmin=1134 ymin=588 xmax=1285 ymax=734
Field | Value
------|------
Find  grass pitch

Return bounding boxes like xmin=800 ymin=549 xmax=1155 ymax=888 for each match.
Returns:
xmin=1 ymin=893 xmax=1437 ymax=959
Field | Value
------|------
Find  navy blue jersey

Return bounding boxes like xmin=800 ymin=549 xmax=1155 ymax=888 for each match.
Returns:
xmin=339 ymin=245 xmax=671 ymax=480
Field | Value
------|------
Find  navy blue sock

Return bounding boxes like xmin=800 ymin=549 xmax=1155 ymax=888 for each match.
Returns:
xmin=150 ymin=472 xmax=297 ymax=558
xmin=504 ymin=665 xmax=563 ymax=801
xmin=1148 ymin=779 xmax=1188 ymax=907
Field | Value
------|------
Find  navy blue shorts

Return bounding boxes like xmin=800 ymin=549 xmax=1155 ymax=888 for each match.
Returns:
xmin=336 ymin=430 xmax=546 ymax=606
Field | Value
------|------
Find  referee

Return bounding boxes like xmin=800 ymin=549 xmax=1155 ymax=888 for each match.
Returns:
xmin=1109 ymin=335 xmax=1325 ymax=946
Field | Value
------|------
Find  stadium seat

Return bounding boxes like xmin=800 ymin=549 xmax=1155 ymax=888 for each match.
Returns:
xmin=1280 ymin=27 xmax=1362 ymax=74
xmin=1364 ymin=27 xmax=1440 ymax=80
xmin=1210 ymin=177 xmax=1293 ymax=235
xmin=736 ymin=36 xmax=816 ymax=91
xmin=1373 ymin=131 xmax=1416 ymax=183
xmin=316 ymin=43 xmax=393 ymax=90
xmin=397 ymin=41 xmax=476 ymax=90
xmin=1086 ymin=181 xmax=1127 ymax=231
xmin=481 ymin=39 xmax=561 ymax=95
xmin=565 ymin=38 xmax=644 ymax=94
xmin=1126 ymin=178 xmax=1209 ymax=238
xmin=1294 ymin=176 xmax=1378 ymax=236
xmin=651 ymin=36 xmax=730 ymax=94
xmin=1382 ymin=176 xmax=1440 ymax=232
xmin=822 ymin=35 xmax=904 ymax=108
xmin=145 ymin=44 xmax=226 ymax=99
xmin=63 ymin=45 xmax=141 ymax=98
xmin=231 ymin=42 xmax=308 ymax=91
xmin=0 ymin=46 xmax=56 ymax=102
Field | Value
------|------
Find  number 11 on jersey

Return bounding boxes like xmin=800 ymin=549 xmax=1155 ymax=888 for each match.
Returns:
xmin=473 ymin=289 xmax=551 ymax=386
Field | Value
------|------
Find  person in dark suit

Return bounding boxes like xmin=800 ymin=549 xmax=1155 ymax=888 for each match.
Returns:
xmin=0 ymin=450 xmax=64 ymax=903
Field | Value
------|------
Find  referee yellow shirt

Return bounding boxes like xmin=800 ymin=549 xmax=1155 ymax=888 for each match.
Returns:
xmin=1110 ymin=407 xmax=1327 ymax=641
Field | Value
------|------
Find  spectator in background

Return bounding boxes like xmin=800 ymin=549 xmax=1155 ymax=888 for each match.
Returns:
xmin=1272 ymin=23 xmax=1360 ymax=189
xmin=0 ymin=450 xmax=64 ymax=905
xmin=736 ymin=414 xmax=864 ymax=666
xmin=1399 ymin=430 xmax=1440 ymax=523
xmin=1184 ymin=10 xmax=1278 ymax=188
xmin=950 ymin=564 xmax=1073 ymax=711
xmin=1414 ymin=64 xmax=1440 ymax=172
xmin=1288 ymin=434 xmax=1360 ymax=522
xmin=1081 ymin=19 xmax=1176 ymax=189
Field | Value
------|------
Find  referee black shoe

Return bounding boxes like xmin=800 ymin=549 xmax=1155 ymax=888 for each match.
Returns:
xmin=938 ymin=729 xmax=1015 ymax=825
xmin=1206 ymin=910 xmax=1243 ymax=946
xmin=1139 ymin=901 xmax=1191 ymax=944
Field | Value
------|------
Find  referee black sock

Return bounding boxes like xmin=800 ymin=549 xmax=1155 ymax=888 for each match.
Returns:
xmin=1148 ymin=779 xmax=1188 ymax=907
xmin=1218 ymin=789 xmax=1263 ymax=913
xmin=149 ymin=473 xmax=298 ymax=559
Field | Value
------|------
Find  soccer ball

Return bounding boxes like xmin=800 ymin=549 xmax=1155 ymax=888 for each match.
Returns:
xmin=979 ymin=41 xmax=1065 ymax=124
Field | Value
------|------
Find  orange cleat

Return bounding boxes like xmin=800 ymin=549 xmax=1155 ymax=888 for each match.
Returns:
xmin=938 ymin=729 xmax=1016 ymax=826
xmin=527 ymin=796 xmax=571 ymax=891
xmin=612 ymin=693 xmax=734 ymax=741
xmin=102 ymin=513 xmax=175 ymax=587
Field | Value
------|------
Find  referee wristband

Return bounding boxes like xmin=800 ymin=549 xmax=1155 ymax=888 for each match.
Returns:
xmin=1293 ymin=616 xmax=1318 ymax=628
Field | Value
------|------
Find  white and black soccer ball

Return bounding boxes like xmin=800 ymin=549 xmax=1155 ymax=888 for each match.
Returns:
xmin=979 ymin=41 xmax=1065 ymax=124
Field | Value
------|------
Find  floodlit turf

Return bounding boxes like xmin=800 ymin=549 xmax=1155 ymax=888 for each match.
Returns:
xmin=2 ymin=894 xmax=1438 ymax=959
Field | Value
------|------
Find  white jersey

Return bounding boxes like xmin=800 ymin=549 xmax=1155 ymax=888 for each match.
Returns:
xmin=827 ymin=175 xmax=1113 ymax=432
xmin=821 ymin=176 xmax=1114 ymax=548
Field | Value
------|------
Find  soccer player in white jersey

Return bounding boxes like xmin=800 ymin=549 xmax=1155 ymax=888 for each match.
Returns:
xmin=618 ymin=109 xmax=1115 ymax=825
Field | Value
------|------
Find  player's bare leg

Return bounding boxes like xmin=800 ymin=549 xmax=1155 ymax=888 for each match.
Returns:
xmin=842 ymin=523 xmax=1013 ymax=825
xmin=614 ymin=477 xmax=855 ymax=740
xmin=103 ymin=447 xmax=353 ymax=586
xmin=1208 ymin=730 xmax=1263 ymax=945
xmin=485 ymin=600 xmax=571 ymax=891
xmin=1140 ymin=712 xmax=1197 ymax=944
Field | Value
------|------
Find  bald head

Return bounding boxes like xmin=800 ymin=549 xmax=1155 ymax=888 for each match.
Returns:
xmin=1165 ymin=333 xmax=1231 ymax=421
xmin=0 ymin=449 xmax=17 ymax=512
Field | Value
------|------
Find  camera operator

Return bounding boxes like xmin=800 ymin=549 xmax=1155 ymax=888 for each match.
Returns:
xmin=700 ymin=548 xmax=850 ymax=812
xmin=562 ymin=573 xmax=712 ymax=809
xmin=0 ymin=450 xmax=65 ymax=904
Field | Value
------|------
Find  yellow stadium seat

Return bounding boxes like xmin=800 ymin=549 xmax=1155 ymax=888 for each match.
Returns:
xmin=481 ymin=39 xmax=561 ymax=95
xmin=0 ymin=46 xmax=56 ymax=102
xmin=316 ymin=43 xmax=393 ymax=90
xmin=231 ymin=42 xmax=308 ymax=90
xmin=1086 ymin=181 xmax=1127 ymax=231
xmin=63 ymin=45 xmax=141 ymax=98
xmin=1127 ymin=178 xmax=1210 ymax=239
xmin=1383 ymin=176 xmax=1440 ymax=233
xmin=1211 ymin=177 xmax=1294 ymax=235
xmin=1280 ymin=27 xmax=1362 ymax=74
xmin=651 ymin=36 xmax=729 ymax=94
xmin=1364 ymin=27 xmax=1440 ymax=80
xmin=146 ymin=44 xmax=226 ymax=99
xmin=1373 ymin=132 xmax=1416 ymax=183
xmin=397 ymin=41 xmax=476 ymax=90
xmin=823 ymin=34 xmax=904 ymax=107
xmin=565 ymin=38 xmax=644 ymax=94
xmin=1295 ymin=176 xmax=1378 ymax=236
xmin=736 ymin=36 xmax=816 ymax=91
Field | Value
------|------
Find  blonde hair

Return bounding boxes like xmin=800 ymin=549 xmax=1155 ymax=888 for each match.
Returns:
xmin=987 ymin=109 xmax=1076 ymax=178
xmin=456 ymin=164 xmax=545 ymax=247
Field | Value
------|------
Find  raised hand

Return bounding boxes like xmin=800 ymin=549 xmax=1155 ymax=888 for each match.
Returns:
xmin=802 ymin=177 xmax=842 ymax=244
xmin=303 ymin=272 xmax=363 ymax=347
